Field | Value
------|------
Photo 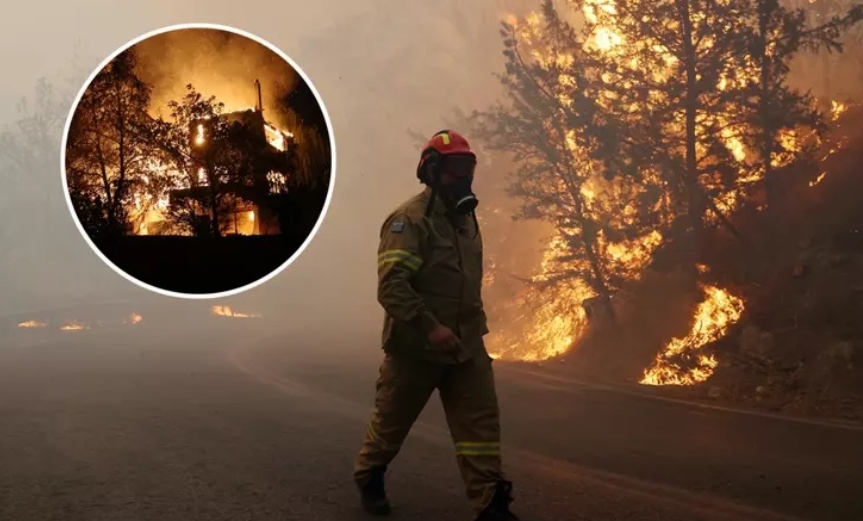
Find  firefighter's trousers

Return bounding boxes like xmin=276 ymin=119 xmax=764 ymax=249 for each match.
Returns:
xmin=354 ymin=351 xmax=505 ymax=514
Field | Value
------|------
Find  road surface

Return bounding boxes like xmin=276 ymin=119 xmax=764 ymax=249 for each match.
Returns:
xmin=1 ymin=325 xmax=861 ymax=521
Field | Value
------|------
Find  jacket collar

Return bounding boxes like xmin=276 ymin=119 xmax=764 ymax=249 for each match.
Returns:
xmin=421 ymin=186 xmax=449 ymax=218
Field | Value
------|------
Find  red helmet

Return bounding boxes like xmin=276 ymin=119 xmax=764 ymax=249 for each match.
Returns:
xmin=417 ymin=130 xmax=477 ymax=182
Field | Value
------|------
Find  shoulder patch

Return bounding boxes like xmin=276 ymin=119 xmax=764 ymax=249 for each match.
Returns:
xmin=390 ymin=221 xmax=405 ymax=233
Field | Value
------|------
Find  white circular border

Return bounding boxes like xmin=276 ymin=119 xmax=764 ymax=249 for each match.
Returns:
xmin=61 ymin=23 xmax=337 ymax=300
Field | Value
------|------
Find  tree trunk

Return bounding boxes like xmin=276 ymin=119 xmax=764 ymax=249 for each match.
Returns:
xmin=759 ymin=0 xmax=776 ymax=211
xmin=572 ymin=200 xmax=617 ymax=324
xmin=680 ymin=0 xmax=702 ymax=260
xmin=205 ymin=158 xmax=221 ymax=238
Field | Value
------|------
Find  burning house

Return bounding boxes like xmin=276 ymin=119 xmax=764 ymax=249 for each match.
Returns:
xmin=133 ymin=80 xmax=296 ymax=237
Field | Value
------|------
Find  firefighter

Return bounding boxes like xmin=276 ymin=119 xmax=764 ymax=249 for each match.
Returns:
xmin=353 ymin=130 xmax=521 ymax=521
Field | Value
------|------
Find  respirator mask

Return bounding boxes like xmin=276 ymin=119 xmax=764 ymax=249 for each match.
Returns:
xmin=440 ymin=154 xmax=478 ymax=216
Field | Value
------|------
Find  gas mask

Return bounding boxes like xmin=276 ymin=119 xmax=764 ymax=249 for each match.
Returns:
xmin=440 ymin=154 xmax=478 ymax=216
xmin=445 ymin=174 xmax=479 ymax=215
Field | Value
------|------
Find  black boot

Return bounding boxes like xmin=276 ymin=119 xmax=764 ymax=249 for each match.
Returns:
xmin=358 ymin=466 xmax=391 ymax=516
xmin=475 ymin=481 xmax=521 ymax=521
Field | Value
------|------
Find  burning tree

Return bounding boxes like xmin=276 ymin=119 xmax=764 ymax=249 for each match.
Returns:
xmin=470 ymin=0 xmax=862 ymax=372
xmin=743 ymin=0 xmax=862 ymax=209
xmin=65 ymin=49 xmax=158 ymax=239
xmin=572 ymin=0 xmax=772 ymax=252
xmin=470 ymin=3 xmax=674 ymax=358
xmin=569 ymin=0 xmax=862 ymax=235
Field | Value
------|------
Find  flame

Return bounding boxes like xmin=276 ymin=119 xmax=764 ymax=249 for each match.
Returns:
xmin=211 ymin=305 xmax=261 ymax=318
xmin=126 ymin=97 xmax=292 ymax=236
xmin=571 ymin=1 xmax=817 ymax=217
xmin=19 ymin=314 xmax=144 ymax=331
xmin=486 ymin=235 xmax=592 ymax=362
xmin=60 ymin=321 xmax=89 ymax=331
xmin=831 ymin=100 xmax=847 ymax=121
xmin=809 ymin=171 xmax=827 ymax=187
xmin=488 ymin=3 xmax=831 ymax=368
xmin=18 ymin=320 xmax=47 ymax=329
xmin=127 ymin=159 xmax=187 ymax=235
xmin=264 ymin=122 xmax=293 ymax=152
xmin=641 ymin=285 xmax=745 ymax=386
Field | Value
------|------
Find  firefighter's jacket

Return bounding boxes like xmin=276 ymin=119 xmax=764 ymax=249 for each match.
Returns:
xmin=376 ymin=188 xmax=489 ymax=363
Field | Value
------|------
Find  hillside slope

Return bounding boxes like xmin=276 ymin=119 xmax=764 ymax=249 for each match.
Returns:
xmin=559 ymin=107 xmax=863 ymax=422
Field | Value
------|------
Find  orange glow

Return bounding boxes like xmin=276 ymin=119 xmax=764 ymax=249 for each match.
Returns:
xmin=211 ymin=305 xmax=261 ymax=318
xmin=641 ymin=285 xmax=745 ymax=386
xmin=18 ymin=320 xmax=47 ymax=329
xmin=60 ymin=321 xmax=88 ymax=331
xmin=809 ymin=171 xmax=827 ymax=187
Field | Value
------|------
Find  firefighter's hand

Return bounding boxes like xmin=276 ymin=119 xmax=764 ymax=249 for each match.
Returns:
xmin=428 ymin=324 xmax=462 ymax=352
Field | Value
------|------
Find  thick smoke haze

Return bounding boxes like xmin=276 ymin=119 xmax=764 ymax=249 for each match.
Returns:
xmin=0 ymin=0 xmax=536 ymax=349
xmin=132 ymin=28 xmax=299 ymax=130
xmin=0 ymin=0 xmax=857 ymax=352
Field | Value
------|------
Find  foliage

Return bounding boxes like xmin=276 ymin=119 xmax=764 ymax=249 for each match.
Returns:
xmin=63 ymin=54 xmax=325 ymax=239
xmin=64 ymin=49 xmax=157 ymax=238
xmin=473 ymin=0 xmax=863 ymax=290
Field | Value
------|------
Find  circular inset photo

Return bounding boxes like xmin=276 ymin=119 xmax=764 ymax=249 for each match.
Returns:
xmin=62 ymin=24 xmax=335 ymax=298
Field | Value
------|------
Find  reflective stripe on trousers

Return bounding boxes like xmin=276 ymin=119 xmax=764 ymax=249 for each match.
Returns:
xmin=354 ymin=352 xmax=506 ymax=514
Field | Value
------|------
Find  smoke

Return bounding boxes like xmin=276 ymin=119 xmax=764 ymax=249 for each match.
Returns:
xmin=131 ymin=28 xmax=299 ymax=129
xmin=0 ymin=0 xmax=551 ymax=346
xmin=244 ymin=0 xmax=544 ymax=341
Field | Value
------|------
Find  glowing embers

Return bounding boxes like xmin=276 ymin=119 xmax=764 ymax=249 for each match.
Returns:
xmin=211 ymin=305 xmax=261 ymax=318
xmin=16 ymin=313 xmax=144 ymax=332
xmin=17 ymin=320 xmax=47 ymax=329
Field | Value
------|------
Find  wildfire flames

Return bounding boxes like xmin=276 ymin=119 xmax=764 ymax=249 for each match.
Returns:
xmin=16 ymin=313 xmax=143 ymax=332
xmin=265 ymin=122 xmax=293 ymax=152
xmin=129 ymin=104 xmax=294 ymax=236
xmin=487 ymin=234 xmax=593 ymax=361
xmin=809 ymin=171 xmax=827 ymax=187
xmin=60 ymin=321 xmax=88 ymax=332
xmin=641 ymin=285 xmax=745 ymax=386
xmin=18 ymin=320 xmax=46 ymax=328
xmin=831 ymin=100 xmax=848 ymax=120
xmin=211 ymin=305 xmax=261 ymax=318
xmin=482 ymin=2 xmax=852 ymax=387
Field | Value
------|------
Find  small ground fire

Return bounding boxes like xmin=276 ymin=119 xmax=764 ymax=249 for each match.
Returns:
xmin=211 ymin=305 xmax=261 ymax=318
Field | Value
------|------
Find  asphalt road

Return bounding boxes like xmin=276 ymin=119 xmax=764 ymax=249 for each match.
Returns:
xmin=1 ymin=326 xmax=861 ymax=521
